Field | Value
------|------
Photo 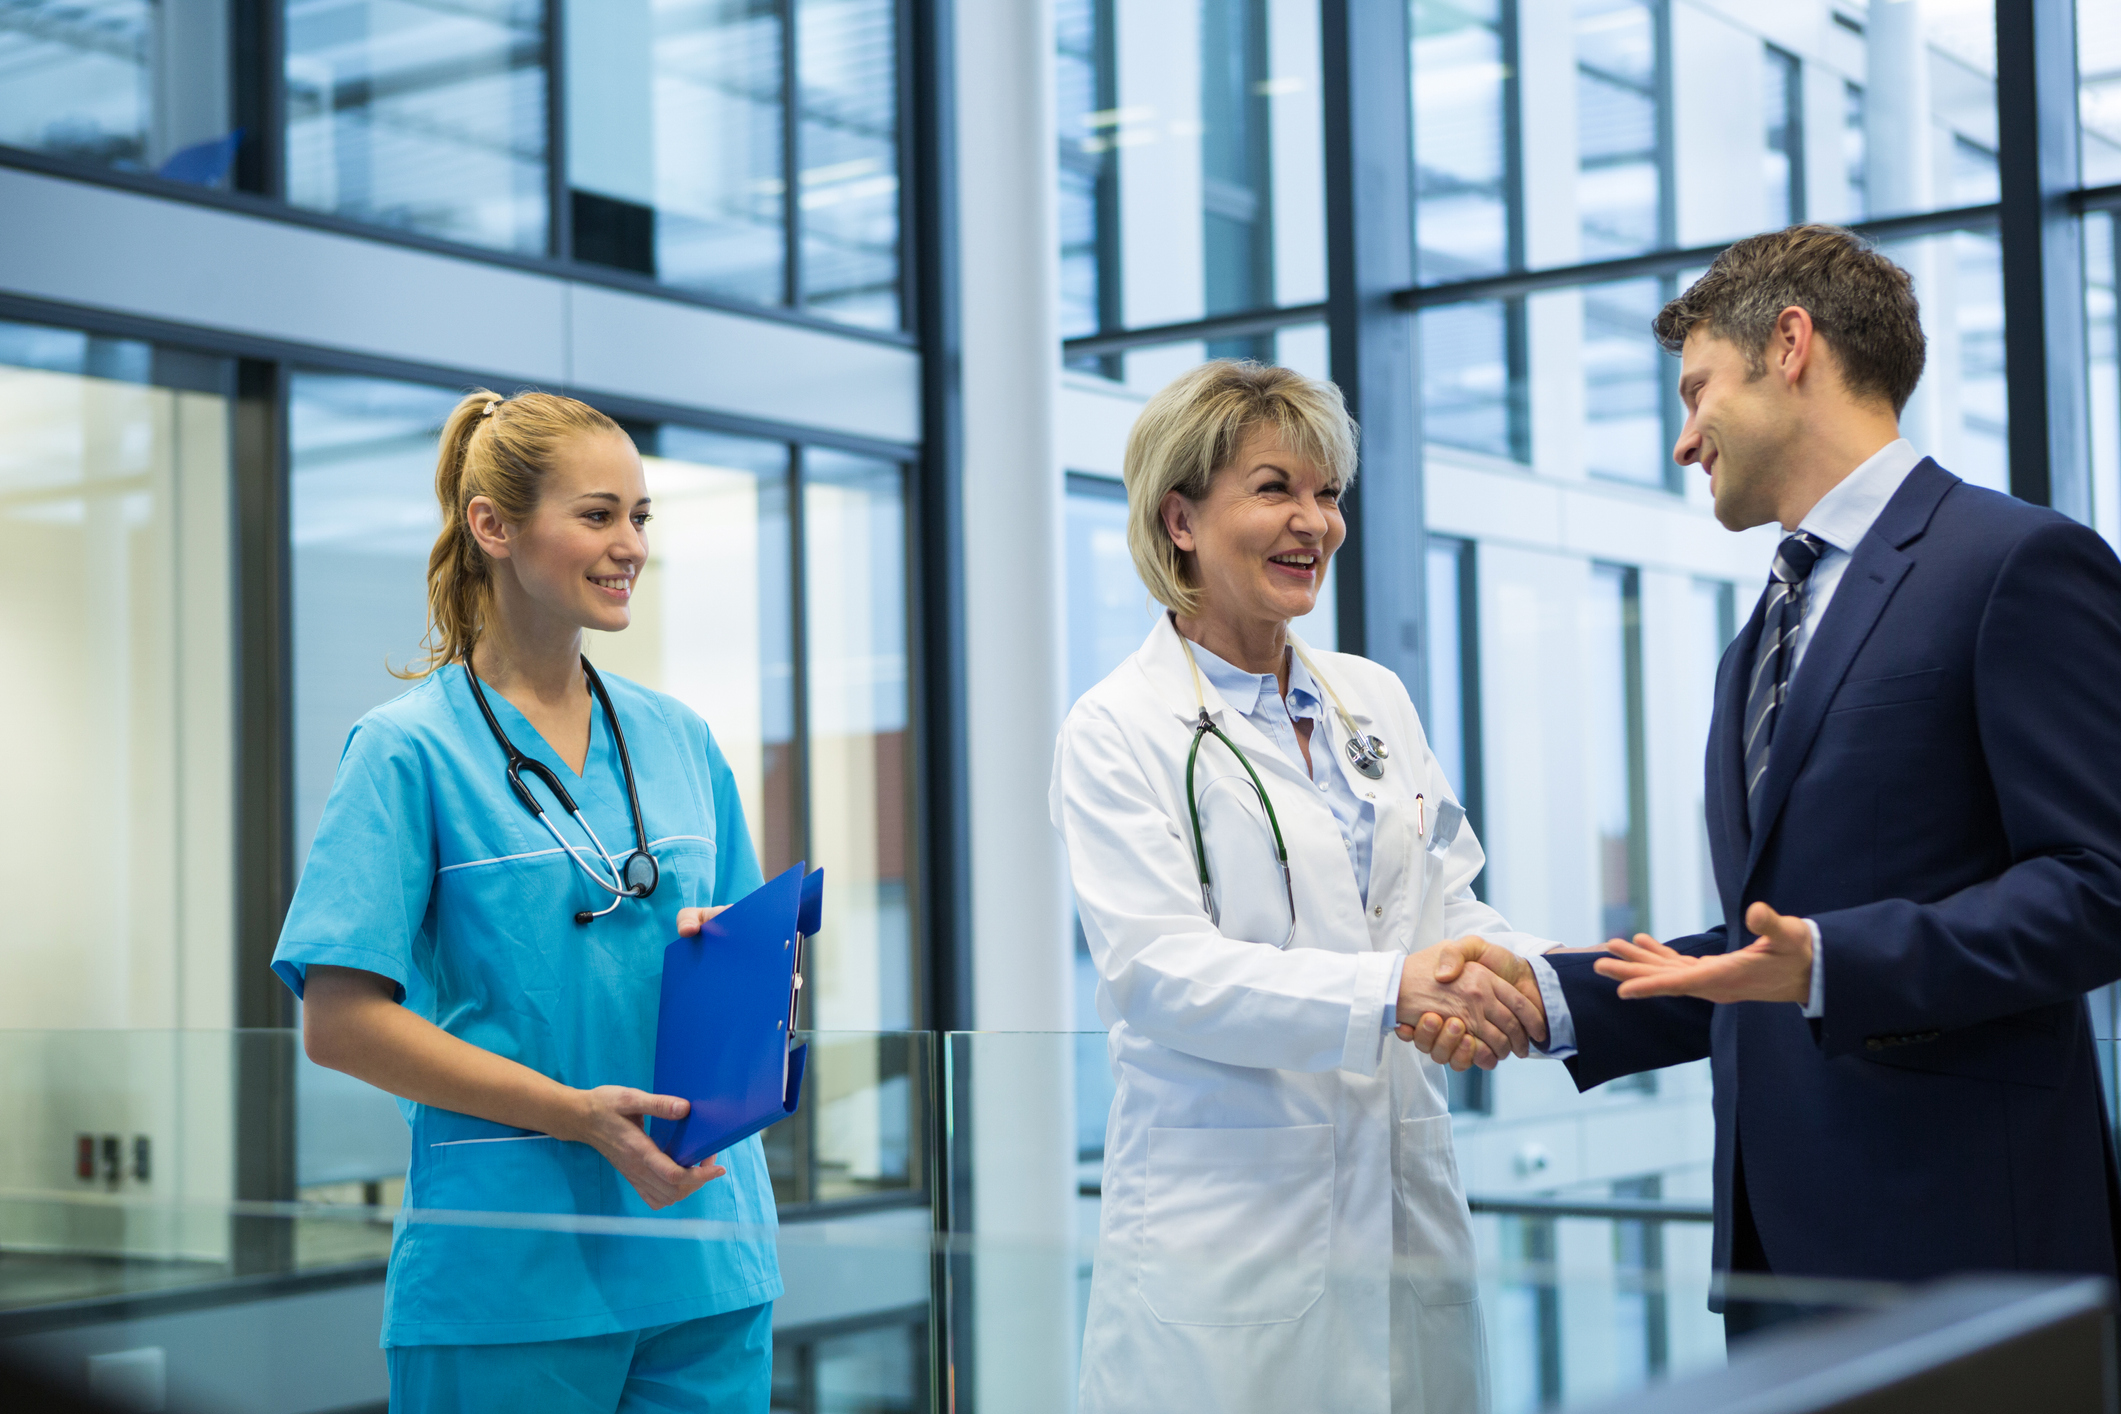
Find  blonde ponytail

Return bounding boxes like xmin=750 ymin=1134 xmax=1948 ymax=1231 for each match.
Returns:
xmin=396 ymin=388 xmax=626 ymax=678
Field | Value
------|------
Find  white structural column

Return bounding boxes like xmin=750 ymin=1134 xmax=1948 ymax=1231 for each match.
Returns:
xmin=954 ymin=0 xmax=1079 ymax=1408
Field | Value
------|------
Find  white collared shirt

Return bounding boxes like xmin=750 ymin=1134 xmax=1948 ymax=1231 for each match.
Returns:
xmin=1786 ymin=438 xmax=1923 ymax=682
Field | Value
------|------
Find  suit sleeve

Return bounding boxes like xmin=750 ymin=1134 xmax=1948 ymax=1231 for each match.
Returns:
xmin=1815 ymin=519 xmax=2121 ymax=1056
xmin=1549 ymin=932 xmax=1719 ymax=1089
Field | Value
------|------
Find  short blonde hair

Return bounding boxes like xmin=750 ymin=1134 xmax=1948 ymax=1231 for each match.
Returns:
xmin=1123 ymin=360 xmax=1358 ymax=616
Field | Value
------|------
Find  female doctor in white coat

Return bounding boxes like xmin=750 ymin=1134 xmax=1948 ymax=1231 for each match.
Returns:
xmin=1051 ymin=361 xmax=1564 ymax=1414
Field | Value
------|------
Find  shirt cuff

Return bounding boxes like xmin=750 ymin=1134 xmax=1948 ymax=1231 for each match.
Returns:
xmin=1526 ymin=953 xmax=1577 ymax=1060
xmin=1382 ymin=954 xmax=1409 ymax=1032
xmin=1801 ymin=919 xmax=1825 ymax=1017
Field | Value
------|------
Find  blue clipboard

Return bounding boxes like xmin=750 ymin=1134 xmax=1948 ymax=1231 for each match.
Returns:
xmin=648 ymin=862 xmax=821 ymax=1168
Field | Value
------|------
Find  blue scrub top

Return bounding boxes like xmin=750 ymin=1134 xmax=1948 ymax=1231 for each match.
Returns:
xmin=272 ymin=664 xmax=782 ymax=1348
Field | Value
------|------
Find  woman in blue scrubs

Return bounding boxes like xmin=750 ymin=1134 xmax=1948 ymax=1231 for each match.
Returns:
xmin=274 ymin=390 xmax=780 ymax=1411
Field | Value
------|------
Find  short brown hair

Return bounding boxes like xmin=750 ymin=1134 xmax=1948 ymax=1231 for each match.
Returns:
xmin=1124 ymin=360 xmax=1358 ymax=616
xmin=1653 ymin=224 xmax=1926 ymax=413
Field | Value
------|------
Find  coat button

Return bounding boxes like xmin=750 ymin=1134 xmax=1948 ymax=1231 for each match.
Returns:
xmin=1373 ymin=905 xmax=1383 ymax=917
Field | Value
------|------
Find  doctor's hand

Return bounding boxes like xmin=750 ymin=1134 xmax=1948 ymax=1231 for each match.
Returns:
xmin=675 ymin=905 xmax=732 ymax=937
xmin=557 ymin=1085 xmax=727 ymax=1209
xmin=1394 ymin=938 xmax=1546 ymax=1071
xmin=1399 ymin=937 xmax=1549 ymax=1068
xmin=1592 ymin=902 xmax=1813 ymax=1004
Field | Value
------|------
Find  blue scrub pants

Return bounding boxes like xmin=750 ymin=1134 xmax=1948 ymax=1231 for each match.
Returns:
xmin=387 ymin=1302 xmax=773 ymax=1413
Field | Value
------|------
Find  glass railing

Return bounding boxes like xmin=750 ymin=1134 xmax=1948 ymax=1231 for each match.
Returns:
xmin=0 ymin=1029 xmax=2112 ymax=1413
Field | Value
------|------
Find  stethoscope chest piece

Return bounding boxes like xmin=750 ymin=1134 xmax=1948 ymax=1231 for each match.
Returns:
xmin=1344 ymin=731 xmax=1389 ymax=780
xmin=465 ymin=656 xmax=661 ymax=926
xmin=622 ymin=850 xmax=660 ymax=897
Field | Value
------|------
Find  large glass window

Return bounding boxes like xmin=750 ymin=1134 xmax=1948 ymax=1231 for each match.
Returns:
xmin=802 ymin=448 xmax=912 ymax=1033
xmin=1413 ymin=0 xmax=1515 ymax=283
xmin=2089 ymin=212 xmax=2120 ymax=548
xmin=284 ymin=0 xmax=550 ymax=254
xmin=582 ymin=428 xmax=798 ymax=878
xmin=2086 ymin=0 xmax=2121 ymax=186
xmin=1843 ymin=81 xmax=1867 ymax=220
xmin=0 ymin=322 xmax=234 ymax=1030
xmin=795 ymin=0 xmax=903 ymax=329
xmin=1762 ymin=44 xmax=1803 ymax=228
xmin=1574 ymin=0 xmax=1665 ymax=261
xmin=1053 ymin=0 xmax=1326 ymax=378
xmin=1581 ymin=277 xmax=1672 ymax=487
xmin=1588 ymin=563 xmax=1647 ymax=942
xmin=559 ymin=0 xmax=901 ymax=326
xmin=289 ymin=373 xmax=457 ymax=865
xmin=0 ymin=2 xmax=237 ymax=184
xmin=1424 ymin=534 xmax=1480 ymax=839
xmin=1058 ymin=0 xmax=1120 ymax=350
xmin=1859 ymin=1 xmax=1995 ymax=223
xmin=1413 ymin=0 xmax=1526 ymax=461
xmin=562 ymin=0 xmax=786 ymax=302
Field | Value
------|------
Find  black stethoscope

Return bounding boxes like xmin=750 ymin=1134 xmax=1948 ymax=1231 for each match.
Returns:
xmin=464 ymin=657 xmax=659 ymax=925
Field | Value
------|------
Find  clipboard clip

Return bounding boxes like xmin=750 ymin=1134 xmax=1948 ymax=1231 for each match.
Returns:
xmin=787 ymin=868 xmax=824 ymax=1053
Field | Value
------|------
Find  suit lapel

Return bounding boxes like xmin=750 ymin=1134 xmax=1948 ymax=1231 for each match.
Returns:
xmin=1740 ymin=459 xmax=1956 ymax=886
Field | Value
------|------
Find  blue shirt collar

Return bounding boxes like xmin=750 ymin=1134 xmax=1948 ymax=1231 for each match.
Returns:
xmin=1185 ymin=634 xmax=1325 ymax=720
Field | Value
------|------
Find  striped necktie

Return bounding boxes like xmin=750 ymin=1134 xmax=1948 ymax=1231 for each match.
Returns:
xmin=1743 ymin=531 xmax=1828 ymax=825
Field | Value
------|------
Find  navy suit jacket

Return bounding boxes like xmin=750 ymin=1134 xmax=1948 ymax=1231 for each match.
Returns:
xmin=1549 ymin=459 xmax=2121 ymax=1292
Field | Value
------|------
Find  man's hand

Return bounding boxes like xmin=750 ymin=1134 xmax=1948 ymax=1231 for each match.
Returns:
xmin=1394 ymin=936 xmax=1548 ymax=1071
xmin=1592 ymin=902 xmax=1813 ymax=1004
xmin=1399 ymin=936 xmax=1550 ymax=1068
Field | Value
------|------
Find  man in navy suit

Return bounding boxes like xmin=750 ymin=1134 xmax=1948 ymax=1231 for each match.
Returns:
xmin=1411 ymin=224 xmax=2121 ymax=1336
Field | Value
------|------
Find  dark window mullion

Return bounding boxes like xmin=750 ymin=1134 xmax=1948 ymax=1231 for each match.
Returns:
xmin=231 ymin=0 xmax=286 ymax=198
xmin=232 ymin=356 xmax=296 ymax=1277
xmin=547 ymin=0 xmax=571 ymax=262
xmin=788 ymin=443 xmax=814 ymax=947
xmin=1652 ymin=0 xmax=1676 ymax=251
xmin=785 ymin=0 xmax=805 ymax=308
xmin=786 ymin=440 xmax=815 ymax=1205
xmin=1093 ymin=0 xmax=1123 ymax=377
xmin=1501 ymin=0 xmax=1526 ymax=275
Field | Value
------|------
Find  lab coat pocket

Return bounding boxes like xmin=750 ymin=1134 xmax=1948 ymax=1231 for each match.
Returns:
xmin=1396 ymin=1113 xmax=1478 ymax=1306
xmin=1140 ymin=1124 xmax=1333 ymax=1326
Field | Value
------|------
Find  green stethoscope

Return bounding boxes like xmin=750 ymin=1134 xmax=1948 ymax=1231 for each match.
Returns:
xmin=1179 ymin=636 xmax=1391 ymax=943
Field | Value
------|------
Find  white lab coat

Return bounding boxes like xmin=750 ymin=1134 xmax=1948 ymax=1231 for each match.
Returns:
xmin=1051 ymin=617 xmax=1553 ymax=1414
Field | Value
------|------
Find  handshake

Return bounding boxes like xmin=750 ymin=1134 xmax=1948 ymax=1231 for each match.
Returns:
xmin=1391 ymin=903 xmax=1821 ymax=1070
xmin=1392 ymin=936 xmax=1548 ymax=1071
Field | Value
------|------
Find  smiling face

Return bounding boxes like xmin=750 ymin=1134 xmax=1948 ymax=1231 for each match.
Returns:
xmin=1672 ymin=327 xmax=1803 ymax=531
xmin=1161 ymin=424 xmax=1346 ymax=633
xmin=476 ymin=430 xmax=652 ymax=636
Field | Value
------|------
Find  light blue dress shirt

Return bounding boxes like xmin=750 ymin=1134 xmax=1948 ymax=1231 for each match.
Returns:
xmin=1188 ymin=640 xmax=1443 ymax=1034
xmin=1537 ymin=438 xmax=1923 ymax=1056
